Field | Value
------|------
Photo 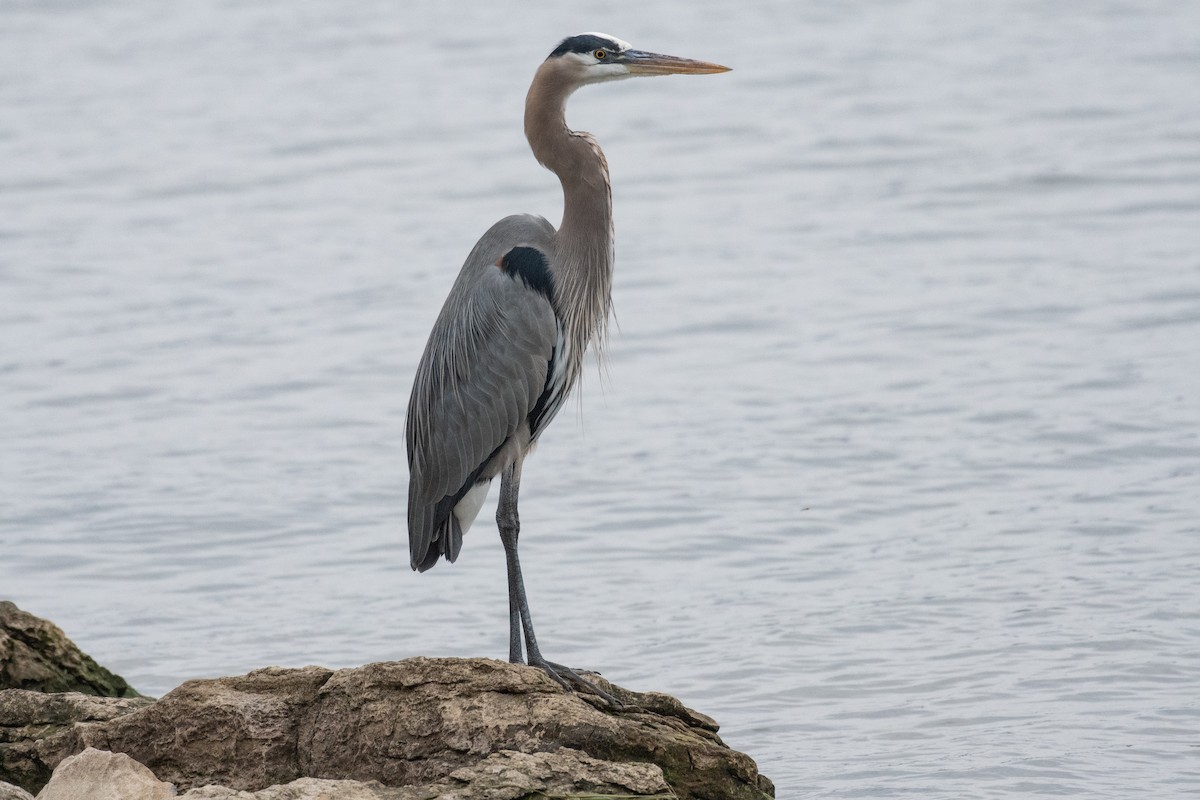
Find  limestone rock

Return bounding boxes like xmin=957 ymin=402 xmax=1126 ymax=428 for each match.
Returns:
xmin=0 ymin=603 xmax=139 ymax=698
xmin=180 ymin=777 xmax=401 ymax=800
xmin=36 ymin=748 xmax=175 ymax=800
xmin=432 ymin=748 xmax=672 ymax=798
xmin=63 ymin=665 xmax=336 ymax=791
xmin=179 ymin=749 xmax=671 ymax=799
xmin=0 ymin=780 xmax=34 ymax=800
xmin=0 ymin=689 xmax=153 ymax=793
xmin=37 ymin=659 xmax=771 ymax=799
xmin=294 ymin=658 xmax=757 ymax=799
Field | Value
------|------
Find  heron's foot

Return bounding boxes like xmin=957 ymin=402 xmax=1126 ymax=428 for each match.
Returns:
xmin=528 ymin=656 xmax=623 ymax=709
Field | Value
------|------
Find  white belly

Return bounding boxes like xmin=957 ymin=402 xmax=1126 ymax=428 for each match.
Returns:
xmin=453 ymin=481 xmax=491 ymax=535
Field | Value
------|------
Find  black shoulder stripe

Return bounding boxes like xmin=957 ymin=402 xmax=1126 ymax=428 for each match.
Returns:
xmin=499 ymin=246 xmax=556 ymax=303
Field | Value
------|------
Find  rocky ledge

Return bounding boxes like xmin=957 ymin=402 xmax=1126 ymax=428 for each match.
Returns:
xmin=0 ymin=602 xmax=139 ymax=698
xmin=0 ymin=604 xmax=773 ymax=799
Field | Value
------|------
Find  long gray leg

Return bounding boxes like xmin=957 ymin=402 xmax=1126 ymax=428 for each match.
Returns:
xmin=497 ymin=462 xmax=525 ymax=664
xmin=496 ymin=461 xmax=621 ymax=707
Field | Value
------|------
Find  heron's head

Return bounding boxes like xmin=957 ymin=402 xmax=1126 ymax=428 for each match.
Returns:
xmin=544 ymin=32 xmax=730 ymax=87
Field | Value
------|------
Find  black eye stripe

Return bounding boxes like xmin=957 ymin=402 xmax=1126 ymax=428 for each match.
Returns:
xmin=548 ymin=34 xmax=623 ymax=59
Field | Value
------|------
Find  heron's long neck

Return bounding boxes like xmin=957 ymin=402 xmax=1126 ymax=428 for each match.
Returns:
xmin=525 ymin=63 xmax=614 ymax=366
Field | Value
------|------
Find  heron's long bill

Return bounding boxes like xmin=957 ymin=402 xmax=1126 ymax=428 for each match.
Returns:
xmin=623 ymin=50 xmax=731 ymax=75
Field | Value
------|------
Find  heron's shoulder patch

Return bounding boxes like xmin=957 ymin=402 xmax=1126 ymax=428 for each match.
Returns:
xmin=496 ymin=246 xmax=555 ymax=302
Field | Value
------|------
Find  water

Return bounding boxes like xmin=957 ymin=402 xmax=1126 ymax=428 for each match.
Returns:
xmin=2 ymin=2 xmax=1199 ymax=796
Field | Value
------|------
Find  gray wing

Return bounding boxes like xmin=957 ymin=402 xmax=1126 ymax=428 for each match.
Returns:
xmin=406 ymin=215 xmax=558 ymax=571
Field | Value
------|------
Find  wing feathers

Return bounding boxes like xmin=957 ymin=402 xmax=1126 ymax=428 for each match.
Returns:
xmin=406 ymin=245 xmax=559 ymax=571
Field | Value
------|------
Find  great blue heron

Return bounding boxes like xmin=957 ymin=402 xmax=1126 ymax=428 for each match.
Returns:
xmin=406 ymin=33 xmax=729 ymax=698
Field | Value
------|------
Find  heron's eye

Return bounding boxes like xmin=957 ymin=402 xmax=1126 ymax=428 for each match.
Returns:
xmin=594 ymin=49 xmax=607 ymax=60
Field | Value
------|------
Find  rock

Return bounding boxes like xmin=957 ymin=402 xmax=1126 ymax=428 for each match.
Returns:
xmin=0 ymin=603 xmax=140 ymax=698
xmin=0 ymin=689 xmax=153 ymax=793
xmin=62 ymin=666 xmax=336 ymax=793
xmin=22 ymin=659 xmax=771 ymax=799
xmin=431 ymin=748 xmax=672 ymax=799
xmin=35 ymin=748 xmax=175 ymax=800
xmin=180 ymin=777 xmax=400 ymax=799
xmin=0 ymin=780 xmax=34 ymax=800
xmin=293 ymin=658 xmax=762 ymax=799
xmin=178 ymin=749 xmax=671 ymax=799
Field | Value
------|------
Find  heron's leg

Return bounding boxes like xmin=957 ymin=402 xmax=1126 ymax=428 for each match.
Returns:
xmin=497 ymin=462 xmax=525 ymax=664
xmin=497 ymin=461 xmax=557 ymax=673
xmin=507 ymin=587 xmax=523 ymax=664
xmin=496 ymin=462 xmax=622 ymax=708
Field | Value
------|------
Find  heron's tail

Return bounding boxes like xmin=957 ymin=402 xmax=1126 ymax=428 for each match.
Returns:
xmin=414 ymin=514 xmax=463 ymax=573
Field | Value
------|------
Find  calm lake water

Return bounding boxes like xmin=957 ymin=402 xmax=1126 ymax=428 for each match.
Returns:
xmin=2 ymin=2 xmax=1199 ymax=797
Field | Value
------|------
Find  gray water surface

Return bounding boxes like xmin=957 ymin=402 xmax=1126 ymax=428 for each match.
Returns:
xmin=2 ymin=2 xmax=1199 ymax=797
